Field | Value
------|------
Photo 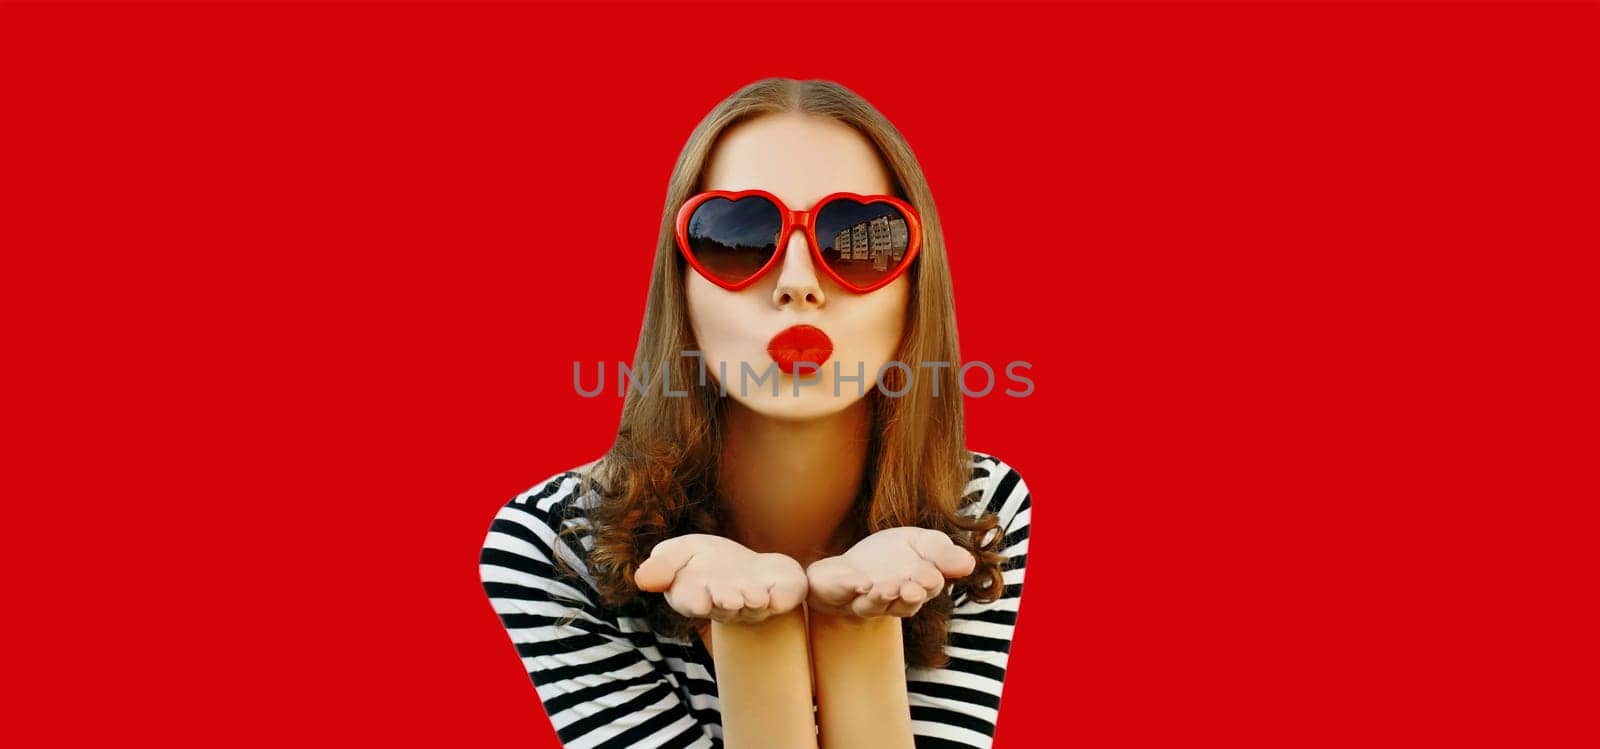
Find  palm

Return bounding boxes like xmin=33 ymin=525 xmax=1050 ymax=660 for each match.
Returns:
xmin=634 ymin=534 xmax=808 ymax=623
xmin=805 ymin=527 xmax=976 ymax=619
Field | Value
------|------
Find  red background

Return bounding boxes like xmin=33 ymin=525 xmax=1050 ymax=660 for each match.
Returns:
xmin=3 ymin=2 xmax=1595 ymax=746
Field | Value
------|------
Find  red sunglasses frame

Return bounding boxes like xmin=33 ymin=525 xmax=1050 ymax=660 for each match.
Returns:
xmin=674 ymin=189 xmax=923 ymax=294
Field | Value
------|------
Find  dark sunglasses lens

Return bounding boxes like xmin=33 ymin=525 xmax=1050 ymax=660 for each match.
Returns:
xmin=685 ymin=196 xmax=782 ymax=285
xmin=814 ymin=199 xmax=913 ymax=288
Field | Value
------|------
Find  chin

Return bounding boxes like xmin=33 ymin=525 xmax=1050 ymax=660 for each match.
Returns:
xmin=729 ymin=389 xmax=862 ymax=422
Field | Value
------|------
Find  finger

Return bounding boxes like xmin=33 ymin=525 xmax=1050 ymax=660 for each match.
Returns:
xmin=668 ymin=581 xmax=713 ymax=618
xmin=869 ymin=577 xmax=902 ymax=603
xmin=914 ymin=533 xmax=976 ymax=578
xmin=706 ymin=584 xmax=744 ymax=624
xmin=851 ymin=590 xmax=891 ymax=618
xmin=897 ymin=579 xmax=928 ymax=605
xmin=846 ymin=578 xmax=898 ymax=618
xmin=768 ymin=576 xmax=808 ymax=614
xmin=738 ymin=581 xmax=771 ymax=610
xmin=886 ymin=597 xmax=924 ymax=618
xmin=635 ymin=540 xmax=695 ymax=592
xmin=706 ymin=578 xmax=745 ymax=612
xmin=910 ymin=560 xmax=946 ymax=593
xmin=737 ymin=605 xmax=772 ymax=624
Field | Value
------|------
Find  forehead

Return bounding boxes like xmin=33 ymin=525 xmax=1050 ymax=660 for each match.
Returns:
xmin=700 ymin=113 xmax=894 ymax=210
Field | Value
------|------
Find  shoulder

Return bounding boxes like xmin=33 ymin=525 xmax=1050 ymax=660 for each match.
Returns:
xmin=495 ymin=463 xmax=604 ymax=537
xmin=960 ymin=450 xmax=1033 ymax=532
xmin=478 ymin=461 xmax=609 ymax=597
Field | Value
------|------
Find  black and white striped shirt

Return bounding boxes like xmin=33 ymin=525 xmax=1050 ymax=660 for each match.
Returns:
xmin=479 ymin=450 xmax=1031 ymax=748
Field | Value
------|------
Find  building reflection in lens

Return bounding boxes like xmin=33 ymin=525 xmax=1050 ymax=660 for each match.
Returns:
xmin=824 ymin=211 xmax=909 ymax=273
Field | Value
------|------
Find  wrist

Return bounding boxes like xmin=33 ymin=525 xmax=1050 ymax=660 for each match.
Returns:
xmin=808 ymin=606 xmax=898 ymax=631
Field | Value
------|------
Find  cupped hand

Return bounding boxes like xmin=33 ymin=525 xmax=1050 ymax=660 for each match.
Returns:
xmin=633 ymin=533 xmax=808 ymax=624
xmin=805 ymin=527 xmax=976 ymax=619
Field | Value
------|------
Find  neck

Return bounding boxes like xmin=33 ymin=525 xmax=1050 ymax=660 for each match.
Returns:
xmin=717 ymin=396 xmax=873 ymax=568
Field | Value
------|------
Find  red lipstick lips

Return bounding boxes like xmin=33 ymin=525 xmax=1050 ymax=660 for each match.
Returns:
xmin=767 ymin=324 xmax=834 ymax=376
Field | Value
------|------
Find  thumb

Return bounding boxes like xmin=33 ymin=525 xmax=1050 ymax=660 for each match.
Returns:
xmin=634 ymin=539 xmax=695 ymax=592
xmin=916 ymin=534 xmax=977 ymax=578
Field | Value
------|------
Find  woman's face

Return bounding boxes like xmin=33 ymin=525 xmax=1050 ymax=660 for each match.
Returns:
xmin=686 ymin=113 xmax=911 ymax=422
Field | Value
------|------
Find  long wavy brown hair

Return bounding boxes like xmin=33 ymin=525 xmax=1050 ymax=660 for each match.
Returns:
xmin=559 ymin=77 xmax=1004 ymax=669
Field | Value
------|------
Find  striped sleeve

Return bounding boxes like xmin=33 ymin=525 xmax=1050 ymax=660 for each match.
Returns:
xmin=907 ymin=454 xmax=1032 ymax=748
xmin=480 ymin=473 xmax=718 ymax=749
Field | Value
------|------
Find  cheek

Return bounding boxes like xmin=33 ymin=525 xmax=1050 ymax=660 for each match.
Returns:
xmin=685 ymin=273 xmax=755 ymax=359
xmin=841 ymin=279 xmax=910 ymax=362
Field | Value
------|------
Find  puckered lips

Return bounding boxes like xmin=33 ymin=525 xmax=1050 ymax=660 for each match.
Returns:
xmin=766 ymin=324 xmax=834 ymax=376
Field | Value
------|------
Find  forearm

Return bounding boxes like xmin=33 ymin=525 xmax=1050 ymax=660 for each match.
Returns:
xmin=710 ymin=609 xmax=820 ymax=749
xmin=808 ymin=611 xmax=915 ymax=749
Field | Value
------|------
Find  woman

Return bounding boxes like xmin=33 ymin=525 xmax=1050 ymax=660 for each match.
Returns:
xmin=480 ymin=78 xmax=1032 ymax=748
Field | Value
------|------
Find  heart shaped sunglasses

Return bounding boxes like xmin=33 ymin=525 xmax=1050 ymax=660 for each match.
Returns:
xmin=674 ymin=189 xmax=922 ymax=294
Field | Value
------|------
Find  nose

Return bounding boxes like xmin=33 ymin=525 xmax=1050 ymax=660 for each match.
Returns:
xmin=771 ymin=226 xmax=826 ymax=309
